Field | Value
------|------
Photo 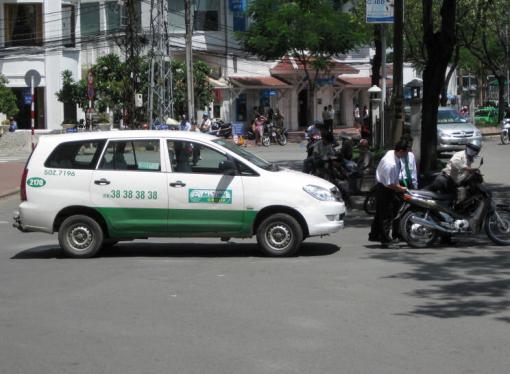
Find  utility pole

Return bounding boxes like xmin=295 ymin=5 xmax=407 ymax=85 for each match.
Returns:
xmin=148 ymin=0 xmax=174 ymax=125
xmin=185 ymin=0 xmax=195 ymax=123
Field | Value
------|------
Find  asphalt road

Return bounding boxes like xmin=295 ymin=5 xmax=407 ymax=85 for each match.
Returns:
xmin=1 ymin=140 xmax=510 ymax=374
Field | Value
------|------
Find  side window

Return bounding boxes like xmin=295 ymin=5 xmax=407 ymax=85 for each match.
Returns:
xmin=99 ymin=140 xmax=161 ymax=171
xmin=167 ymin=140 xmax=231 ymax=174
xmin=44 ymin=140 xmax=105 ymax=169
xmin=235 ymin=160 xmax=258 ymax=176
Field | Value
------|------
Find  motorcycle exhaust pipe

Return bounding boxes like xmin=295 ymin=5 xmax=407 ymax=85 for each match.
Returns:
xmin=409 ymin=215 xmax=456 ymax=234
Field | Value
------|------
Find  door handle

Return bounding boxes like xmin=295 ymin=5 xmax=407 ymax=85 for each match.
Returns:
xmin=94 ymin=178 xmax=111 ymax=185
xmin=169 ymin=180 xmax=186 ymax=187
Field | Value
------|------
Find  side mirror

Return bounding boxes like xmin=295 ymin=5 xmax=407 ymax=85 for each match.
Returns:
xmin=219 ymin=159 xmax=237 ymax=175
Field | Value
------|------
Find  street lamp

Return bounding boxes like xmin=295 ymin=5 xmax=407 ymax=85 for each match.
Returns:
xmin=368 ymin=85 xmax=382 ymax=147
xmin=405 ymin=78 xmax=423 ymax=162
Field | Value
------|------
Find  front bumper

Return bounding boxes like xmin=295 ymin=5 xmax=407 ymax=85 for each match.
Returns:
xmin=438 ymin=135 xmax=482 ymax=152
xmin=302 ymin=201 xmax=346 ymax=236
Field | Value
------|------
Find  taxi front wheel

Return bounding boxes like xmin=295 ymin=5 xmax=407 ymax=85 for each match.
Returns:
xmin=58 ymin=215 xmax=104 ymax=258
xmin=256 ymin=213 xmax=303 ymax=256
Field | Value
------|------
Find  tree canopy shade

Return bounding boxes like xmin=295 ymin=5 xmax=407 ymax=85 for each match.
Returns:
xmin=236 ymin=0 xmax=364 ymax=122
xmin=0 ymin=75 xmax=19 ymax=117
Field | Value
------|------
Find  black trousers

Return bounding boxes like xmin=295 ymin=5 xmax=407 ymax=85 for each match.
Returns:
xmin=324 ymin=119 xmax=333 ymax=133
xmin=369 ymin=183 xmax=398 ymax=243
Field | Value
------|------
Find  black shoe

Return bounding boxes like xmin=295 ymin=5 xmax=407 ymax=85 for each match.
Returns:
xmin=368 ymin=234 xmax=380 ymax=242
xmin=381 ymin=238 xmax=400 ymax=249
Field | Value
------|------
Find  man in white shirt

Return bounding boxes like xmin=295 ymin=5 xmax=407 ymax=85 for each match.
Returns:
xmin=369 ymin=140 xmax=409 ymax=248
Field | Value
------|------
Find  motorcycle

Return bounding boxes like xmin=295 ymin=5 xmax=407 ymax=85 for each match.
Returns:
xmin=209 ymin=120 xmax=232 ymax=138
xmin=264 ymin=122 xmax=288 ymax=146
xmin=500 ymin=117 xmax=510 ymax=144
xmin=397 ymin=159 xmax=510 ymax=248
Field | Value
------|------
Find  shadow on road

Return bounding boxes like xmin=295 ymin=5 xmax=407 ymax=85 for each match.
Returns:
xmin=11 ymin=241 xmax=340 ymax=259
xmin=366 ymin=245 xmax=510 ymax=321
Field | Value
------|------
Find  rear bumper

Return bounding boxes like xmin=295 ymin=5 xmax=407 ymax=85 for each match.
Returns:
xmin=12 ymin=208 xmax=52 ymax=234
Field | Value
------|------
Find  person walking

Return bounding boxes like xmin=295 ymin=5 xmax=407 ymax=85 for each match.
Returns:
xmin=368 ymin=140 xmax=409 ymax=248
xmin=327 ymin=105 xmax=334 ymax=134
xmin=353 ymin=105 xmax=361 ymax=128
xmin=179 ymin=114 xmax=191 ymax=131
xmin=199 ymin=113 xmax=212 ymax=133
xmin=321 ymin=106 xmax=329 ymax=128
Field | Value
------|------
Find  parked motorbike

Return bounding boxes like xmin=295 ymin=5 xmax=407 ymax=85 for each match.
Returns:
xmin=500 ymin=117 xmax=510 ymax=144
xmin=264 ymin=122 xmax=288 ymax=146
xmin=397 ymin=159 xmax=510 ymax=248
xmin=209 ymin=120 xmax=232 ymax=138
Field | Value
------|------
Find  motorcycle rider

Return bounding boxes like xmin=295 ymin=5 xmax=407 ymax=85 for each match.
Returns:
xmin=426 ymin=140 xmax=482 ymax=195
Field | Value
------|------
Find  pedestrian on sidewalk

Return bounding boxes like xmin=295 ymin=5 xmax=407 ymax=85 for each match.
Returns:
xmin=8 ymin=117 xmax=17 ymax=132
xmin=353 ymin=105 xmax=361 ymax=128
xmin=368 ymin=140 xmax=409 ymax=248
xmin=327 ymin=105 xmax=335 ymax=133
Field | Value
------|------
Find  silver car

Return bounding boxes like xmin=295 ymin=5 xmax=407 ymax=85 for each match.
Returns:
xmin=437 ymin=107 xmax=482 ymax=153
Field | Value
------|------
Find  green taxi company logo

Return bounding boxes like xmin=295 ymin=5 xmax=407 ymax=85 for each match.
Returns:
xmin=26 ymin=177 xmax=46 ymax=188
xmin=188 ymin=189 xmax=232 ymax=204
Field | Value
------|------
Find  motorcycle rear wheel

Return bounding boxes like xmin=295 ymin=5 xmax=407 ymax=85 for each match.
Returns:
xmin=501 ymin=132 xmax=509 ymax=145
xmin=363 ymin=186 xmax=377 ymax=215
xmin=485 ymin=209 xmax=510 ymax=245
xmin=262 ymin=135 xmax=271 ymax=147
xmin=399 ymin=210 xmax=438 ymax=248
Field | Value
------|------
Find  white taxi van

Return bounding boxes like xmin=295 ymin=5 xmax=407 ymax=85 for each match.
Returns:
xmin=13 ymin=131 xmax=344 ymax=257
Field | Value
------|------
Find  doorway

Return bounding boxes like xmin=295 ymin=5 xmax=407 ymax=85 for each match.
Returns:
xmin=298 ymin=89 xmax=308 ymax=127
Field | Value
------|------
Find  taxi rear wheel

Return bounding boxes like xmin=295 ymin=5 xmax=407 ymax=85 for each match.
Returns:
xmin=256 ymin=213 xmax=303 ymax=256
xmin=58 ymin=215 xmax=104 ymax=258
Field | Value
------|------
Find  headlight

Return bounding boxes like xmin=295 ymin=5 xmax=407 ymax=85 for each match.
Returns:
xmin=474 ymin=129 xmax=481 ymax=137
xmin=303 ymin=185 xmax=336 ymax=201
xmin=438 ymin=129 xmax=445 ymax=137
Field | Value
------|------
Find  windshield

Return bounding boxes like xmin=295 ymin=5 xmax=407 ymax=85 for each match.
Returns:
xmin=213 ymin=139 xmax=275 ymax=170
xmin=475 ymin=110 xmax=489 ymax=117
xmin=437 ymin=109 xmax=464 ymax=123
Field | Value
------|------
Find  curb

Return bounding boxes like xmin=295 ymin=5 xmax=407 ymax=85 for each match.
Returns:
xmin=0 ymin=188 xmax=19 ymax=200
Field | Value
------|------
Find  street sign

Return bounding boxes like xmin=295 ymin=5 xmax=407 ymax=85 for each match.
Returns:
xmin=229 ymin=0 xmax=247 ymax=12
xmin=24 ymin=70 xmax=41 ymax=87
xmin=366 ymin=0 xmax=394 ymax=24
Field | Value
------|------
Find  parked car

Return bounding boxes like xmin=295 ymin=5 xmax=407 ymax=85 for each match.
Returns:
xmin=474 ymin=107 xmax=498 ymax=126
xmin=437 ymin=107 xmax=482 ymax=154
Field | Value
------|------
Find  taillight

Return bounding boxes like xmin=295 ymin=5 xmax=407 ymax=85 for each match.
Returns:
xmin=20 ymin=167 xmax=28 ymax=201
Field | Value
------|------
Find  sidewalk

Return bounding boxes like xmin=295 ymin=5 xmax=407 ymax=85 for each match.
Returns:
xmin=0 ymin=162 xmax=24 ymax=199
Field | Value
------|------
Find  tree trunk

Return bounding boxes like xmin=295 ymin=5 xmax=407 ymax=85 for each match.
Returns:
xmin=391 ymin=0 xmax=404 ymax=145
xmin=420 ymin=0 xmax=456 ymax=173
xmin=440 ymin=47 xmax=459 ymax=106
xmin=497 ymin=76 xmax=505 ymax=122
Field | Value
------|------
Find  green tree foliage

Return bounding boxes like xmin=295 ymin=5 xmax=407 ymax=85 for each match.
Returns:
xmin=169 ymin=59 xmax=214 ymax=117
xmin=56 ymin=54 xmax=213 ymax=124
xmin=237 ymin=0 xmax=363 ymax=121
xmin=459 ymin=0 xmax=509 ymax=121
xmin=0 ymin=75 xmax=19 ymax=117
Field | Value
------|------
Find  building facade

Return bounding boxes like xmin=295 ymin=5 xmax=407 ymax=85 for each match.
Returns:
xmin=0 ymin=1 xmax=459 ymax=131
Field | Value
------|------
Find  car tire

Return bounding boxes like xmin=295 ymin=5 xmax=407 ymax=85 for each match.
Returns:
xmin=256 ymin=213 xmax=303 ymax=256
xmin=58 ymin=215 xmax=104 ymax=258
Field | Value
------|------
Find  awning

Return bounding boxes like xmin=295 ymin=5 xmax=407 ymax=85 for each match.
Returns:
xmin=337 ymin=76 xmax=393 ymax=88
xmin=271 ymin=56 xmax=358 ymax=75
xmin=208 ymin=77 xmax=229 ymax=89
xmin=229 ymin=76 xmax=291 ymax=89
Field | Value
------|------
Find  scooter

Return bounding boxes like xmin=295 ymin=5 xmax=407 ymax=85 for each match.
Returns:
xmin=396 ymin=159 xmax=510 ymax=248
xmin=210 ymin=120 xmax=232 ymax=138
xmin=500 ymin=117 xmax=510 ymax=144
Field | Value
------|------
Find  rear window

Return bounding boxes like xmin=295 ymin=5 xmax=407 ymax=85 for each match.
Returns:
xmin=44 ymin=140 xmax=106 ymax=169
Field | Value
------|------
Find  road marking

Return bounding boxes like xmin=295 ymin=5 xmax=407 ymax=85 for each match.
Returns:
xmin=0 ymin=221 xmax=10 ymax=224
